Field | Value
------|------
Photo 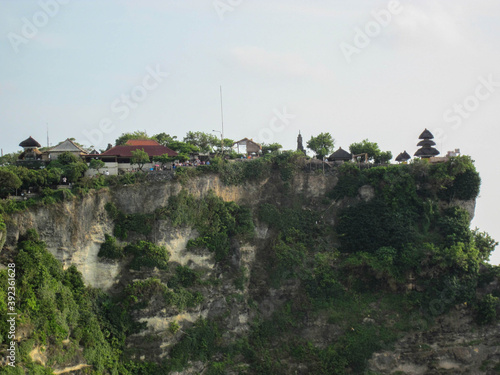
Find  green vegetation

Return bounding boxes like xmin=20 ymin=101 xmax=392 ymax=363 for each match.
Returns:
xmin=261 ymin=142 xmax=282 ymax=154
xmin=183 ymin=131 xmax=220 ymax=153
xmin=115 ymin=130 xmax=152 ymax=145
xmin=98 ymin=234 xmax=124 ymax=259
xmin=0 ymin=152 xmax=497 ymax=374
xmin=475 ymin=294 xmax=499 ymax=325
xmin=0 ymin=230 xmax=123 ymax=373
xmin=105 ymin=202 xmax=153 ymax=240
xmin=125 ymin=241 xmax=170 ymax=270
xmin=89 ymin=158 xmax=106 ymax=173
xmin=124 ymin=278 xmax=202 ymax=311
xmin=349 ymin=139 xmax=392 ymax=163
xmin=307 ymin=132 xmax=335 ymax=159
xmin=157 ymin=190 xmax=253 ymax=263
xmin=0 ymin=169 xmax=22 ymax=198
xmin=130 ymin=149 xmax=150 ymax=171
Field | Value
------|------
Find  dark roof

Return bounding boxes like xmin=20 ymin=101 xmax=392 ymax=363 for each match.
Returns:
xmin=126 ymin=139 xmax=160 ymax=146
xmin=328 ymin=147 xmax=352 ymax=161
xmin=417 ymin=139 xmax=436 ymax=147
xmin=414 ymin=147 xmax=440 ymax=157
xmin=19 ymin=136 xmax=41 ymax=148
xmin=395 ymin=151 xmax=411 ymax=162
xmin=419 ymin=128 xmax=434 ymax=140
xmin=100 ymin=145 xmax=178 ymax=158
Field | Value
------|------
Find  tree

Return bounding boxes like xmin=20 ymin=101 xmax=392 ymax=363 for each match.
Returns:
xmin=177 ymin=153 xmax=190 ymax=162
xmin=183 ymin=131 xmax=219 ymax=153
xmin=115 ymin=131 xmax=151 ymax=146
xmin=472 ymin=229 xmax=498 ymax=262
xmin=262 ymin=143 xmax=283 ymax=154
xmin=213 ymin=138 xmax=234 ymax=154
xmin=307 ymin=133 xmax=334 ymax=159
xmin=349 ymin=139 xmax=392 ymax=163
xmin=0 ymin=169 xmax=22 ymax=197
xmin=48 ymin=152 xmax=88 ymax=182
xmin=57 ymin=151 xmax=80 ymax=165
xmin=153 ymin=133 xmax=177 ymax=147
xmin=153 ymin=154 xmax=175 ymax=168
xmin=168 ymin=141 xmax=200 ymax=155
xmin=89 ymin=159 xmax=106 ymax=173
xmin=375 ymin=151 xmax=393 ymax=164
xmin=0 ymin=152 xmax=21 ymax=166
xmin=64 ymin=162 xmax=88 ymax=182
xmin=131 ymin=149 xmax=150 ymax=170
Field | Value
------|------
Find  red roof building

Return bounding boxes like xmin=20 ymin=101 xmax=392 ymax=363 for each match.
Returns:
xmin=87 ymin=144 xmax=177 ymax=163
xmin=100 ymin=145 xmax=177 ymax=158
xmin=125 ymin=139 xmax=161 ymax=146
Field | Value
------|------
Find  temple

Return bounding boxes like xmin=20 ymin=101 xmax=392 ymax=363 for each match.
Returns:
xmin=414 ymin=129 xmax=439 ymax=159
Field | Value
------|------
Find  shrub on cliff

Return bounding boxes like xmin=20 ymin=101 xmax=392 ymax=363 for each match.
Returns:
xmin=98 ymin=234 xmax=124 ymax=259
xmin=125 ymin=241 xmax=170 ymax=270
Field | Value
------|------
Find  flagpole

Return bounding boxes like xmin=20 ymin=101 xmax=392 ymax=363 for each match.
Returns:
xmin=220 ymin=86 xmax=224 ymax=154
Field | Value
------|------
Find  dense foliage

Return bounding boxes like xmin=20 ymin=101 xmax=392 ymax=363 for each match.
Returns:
xmin=0 ymin=230 xmax=124 ymax=374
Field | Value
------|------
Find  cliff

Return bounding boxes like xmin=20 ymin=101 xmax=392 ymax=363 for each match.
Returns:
xmin=0 ymin=157 xmax=498 ymax=375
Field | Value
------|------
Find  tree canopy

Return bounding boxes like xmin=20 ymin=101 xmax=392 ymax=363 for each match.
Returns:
xmin=183 ymin=131 xmax=219 ymax=153
xmin=89 ymin=159 xmax=106 ymax=173
xmin=168 ymin=141 xmax=200 ymax=155
xmin=57 ymin=151 xmax=80 ymax=165
xmin=131 ymin=149 xmax=150 ymax=170
xmin=262 ymin=143 xmax=282 ymax=154
xmin=349 ymin=139 xmax=392 ymax=164
xmin=307 ymin=133 xmax=334 ymax=159
xmin=115 ymin=131 xmax=151 ymax=146
xmin=153 ymin=133 xmax=177 ymax=148
xmin=0 ymin=152 xmax=21 ymax=166
xmin=0 ymin=169 xmax=22 ymax=197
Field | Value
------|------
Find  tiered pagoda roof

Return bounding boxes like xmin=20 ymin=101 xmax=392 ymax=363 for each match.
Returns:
xmin=414 ymin=129 xmax=439 ymax=158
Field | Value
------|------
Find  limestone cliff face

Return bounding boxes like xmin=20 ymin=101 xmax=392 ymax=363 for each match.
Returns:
xmin=4 ymin=173 xmax=337 ymax=290
xmin=369 ymin=306 xmax=500 ymax=374
xmin=2 ymin=171 xmax=491 ymax=374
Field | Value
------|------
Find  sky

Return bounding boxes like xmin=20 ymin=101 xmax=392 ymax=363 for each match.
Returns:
xmin=1 ymin=0 xmax=499 ymax=263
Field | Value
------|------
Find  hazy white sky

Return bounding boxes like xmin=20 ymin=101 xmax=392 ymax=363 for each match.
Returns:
xmin=1 ymin=0 xmax=499 ymax=263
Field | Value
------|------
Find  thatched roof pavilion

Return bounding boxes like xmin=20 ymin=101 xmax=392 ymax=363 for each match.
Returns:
xmin=328 ymin=147 xmax=352 ymax=162
xmin=395 ymin=151 xmax=411 ymax=162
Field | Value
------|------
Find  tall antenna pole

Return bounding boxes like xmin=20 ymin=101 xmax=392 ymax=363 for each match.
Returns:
xmin=220 ymin=86 xmax=224 ymax=154
xmin=46 ymin=123 xmax=49 ymax=148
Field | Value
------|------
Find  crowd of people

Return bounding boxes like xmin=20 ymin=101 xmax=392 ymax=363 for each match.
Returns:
xmin=172 ymin=160 xmax=210 ymax=169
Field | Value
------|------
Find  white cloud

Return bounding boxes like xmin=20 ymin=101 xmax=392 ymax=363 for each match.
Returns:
xmin=392 ymin=3 xmax=465 ymax=46
xmin=232 ymin=46 xmax=335 ymax=82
